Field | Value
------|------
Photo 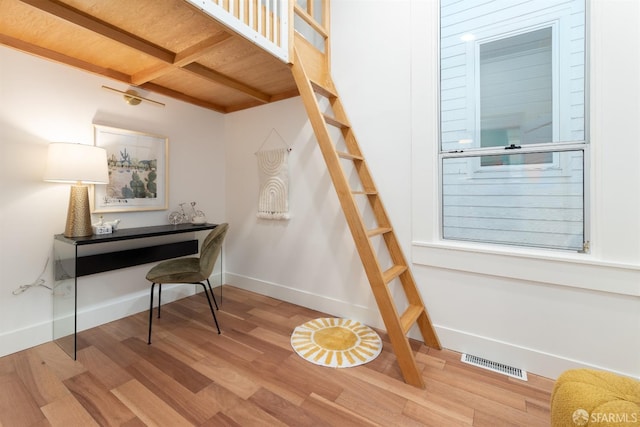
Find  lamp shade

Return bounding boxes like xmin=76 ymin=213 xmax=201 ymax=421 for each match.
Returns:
xmin=44 ymin=142 xmax=109 ymax=184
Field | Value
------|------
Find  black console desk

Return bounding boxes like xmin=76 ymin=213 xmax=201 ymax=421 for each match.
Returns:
xmin=53 ymin=223 xmax=218 ymax=359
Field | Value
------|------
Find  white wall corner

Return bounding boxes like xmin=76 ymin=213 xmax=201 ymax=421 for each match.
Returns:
xmin=431 ymin=326 xmax=638 ymax=381
xmin=225 ymin=273 xmax=384 ymax=329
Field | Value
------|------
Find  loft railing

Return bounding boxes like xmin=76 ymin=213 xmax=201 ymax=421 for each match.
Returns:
xmin=293 ymin=0 xmax=329 ymax=55
xmin=292 ymin=0 xmax=331 ymax=86
xmin=186 ymin=0 xmax=292 ymax=61
xmin=185 ymin=0 xmax=330 ymax=64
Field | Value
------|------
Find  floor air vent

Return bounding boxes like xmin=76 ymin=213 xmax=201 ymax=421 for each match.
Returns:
xmin=461 ymin=354 xmax=528 ymax=381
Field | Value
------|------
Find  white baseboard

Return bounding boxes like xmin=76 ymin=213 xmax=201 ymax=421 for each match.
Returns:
xmin=0 ymin=321 xmax=53 ymax=358
xmin=75 ymin=285 xmax=196 ymax=332
xmin=226 ymin=273 xmax=638 ymax=381
xmin=4 ymin=275 xmax=633 ymax=381
xmin=429 ymin=326 xmax=636 ymax=380
xmin=225 ymin=273 xmax=383 ymax=327
xmin=0 ymin=284 xmax=200 ymax=358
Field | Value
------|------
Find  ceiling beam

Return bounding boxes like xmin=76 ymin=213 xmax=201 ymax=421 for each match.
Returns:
xmin=19 ymin=0 xmax=175 ymax=63
xmin=139 ymin=82 xmax=228 ymax=113
xmin=174 ymin=32 xmax=233 ymax=66
xmin=131 ymin=32 xmax=233 ymax=85
xmin=183 ymin=63 xmax=271 ymax=104
xmin=18 ymin=0 xmax=271 ymax=104
xmin=224 ymin=88 xmax=300 ymax=113
xmin=0 ymin=33 xmax=131 ymax=83
xmin=0 ymin=33 xmax=228 ymax=113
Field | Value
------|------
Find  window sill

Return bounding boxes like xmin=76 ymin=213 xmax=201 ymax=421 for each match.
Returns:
xmin=412 ymin=241 xmax=640 ymax=297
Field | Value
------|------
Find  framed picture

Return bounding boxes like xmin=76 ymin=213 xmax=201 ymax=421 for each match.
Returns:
xmin=93 ymin=124 xmax=168 ymax=213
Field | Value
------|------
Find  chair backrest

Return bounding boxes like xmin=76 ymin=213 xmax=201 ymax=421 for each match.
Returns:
xmin=199 ymin=223 xmax=229 ymax=278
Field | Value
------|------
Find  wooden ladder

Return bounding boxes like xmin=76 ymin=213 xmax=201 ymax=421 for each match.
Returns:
xmin=290 ymin=45 xmax=441 ymax=388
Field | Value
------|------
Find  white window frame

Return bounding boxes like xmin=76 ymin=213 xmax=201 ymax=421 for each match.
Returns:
xmin=438 ymin=1 xmax=589 ymax=253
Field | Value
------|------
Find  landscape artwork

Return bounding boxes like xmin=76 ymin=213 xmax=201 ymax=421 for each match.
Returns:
xmin=93 ymin=125 xmax=168 ymax=213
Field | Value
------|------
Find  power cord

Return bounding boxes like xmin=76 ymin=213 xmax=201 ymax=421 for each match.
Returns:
xmin=12 ymin=258 xmax=52 ymax=295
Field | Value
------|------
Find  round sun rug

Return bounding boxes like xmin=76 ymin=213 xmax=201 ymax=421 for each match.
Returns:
xmin=290 ymin=317 xmax=383 ymax=368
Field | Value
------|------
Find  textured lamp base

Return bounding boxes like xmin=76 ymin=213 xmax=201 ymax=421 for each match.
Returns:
xmin=64 ymin=185 xmax=93 ymax=237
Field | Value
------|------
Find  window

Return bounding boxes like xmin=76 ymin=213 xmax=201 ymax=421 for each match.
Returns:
xmin=479 ymin=27 xmax=553 ymax=166
xmin=439 ymin=0 xmax=587 ymax=252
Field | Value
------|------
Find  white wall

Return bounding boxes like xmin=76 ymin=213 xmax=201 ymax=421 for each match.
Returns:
xmin=411 ymin=0 xmax=639 ymax=380
xmin=1 ymin=0 xmax=638 ymax=382
xmin=225 ymin=0 xmax=639 ymax=381
xmin=0 ymin=46 xmax=225 ymax=356
xmin=224 ymin=98 xmax=380 ymax=322
xmin=224 ymin=0 xmax=413 ymax=328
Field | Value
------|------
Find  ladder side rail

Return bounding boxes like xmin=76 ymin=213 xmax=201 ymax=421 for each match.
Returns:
xmin=291 ymin=49 xmax=429 ymax=387
xmin=291 ymin=51 xmax=378 ymax=269
xmin=330 ymin=96 xmax=364 ymax=157
xmin=329 ymin=95 xmax=423 ymax=279
xmin=329 ymin=89 xmax=441 ymax=350
xmin=330 ymin=96 xmax=386 ymax=202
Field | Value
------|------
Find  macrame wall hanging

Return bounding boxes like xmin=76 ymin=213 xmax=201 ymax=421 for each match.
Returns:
xmin=255 ymin=129 xmax=291 ymax=220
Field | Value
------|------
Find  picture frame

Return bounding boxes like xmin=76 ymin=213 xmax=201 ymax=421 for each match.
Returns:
xmin=93 ymin=124 xmax=168 ymax=213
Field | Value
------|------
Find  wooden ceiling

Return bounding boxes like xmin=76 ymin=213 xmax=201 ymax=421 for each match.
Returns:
xmin=0 ymin=0 xmax=300 ymax=113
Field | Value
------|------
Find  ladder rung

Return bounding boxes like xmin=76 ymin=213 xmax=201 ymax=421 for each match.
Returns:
xmin=383 ymin=265 xmax=408 ymax=284
xmin=400 ymin=304 xmax=424 ymax=334
xmin=352 ymin=190 xmax=377 ymax=196
xmin=323 ymin=114 xmax=349 ymax=129
xmin=337 ymin=151 xmax=364 ymax=161
xmin=291 ymin=48 xmax=442 ymax=388
xmin=367 ymin=227 xmax=392 ymax=237
xmin=310 ymin=80 xmax=337 ymax=98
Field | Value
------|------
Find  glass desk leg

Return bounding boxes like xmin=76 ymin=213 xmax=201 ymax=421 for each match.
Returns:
xmin=52 ymin=240 xmax=77 ymax=359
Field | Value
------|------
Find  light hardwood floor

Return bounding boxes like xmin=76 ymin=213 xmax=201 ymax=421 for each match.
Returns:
xmin=0 ymin=285 xmax=554 ymax=426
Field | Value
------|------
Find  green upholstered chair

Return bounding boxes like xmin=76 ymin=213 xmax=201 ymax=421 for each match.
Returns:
xmin=146 ymin=223 xmax=229 ymax=344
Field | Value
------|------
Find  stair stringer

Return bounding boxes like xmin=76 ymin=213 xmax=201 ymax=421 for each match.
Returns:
xmin=290 ymin=46 xmax=442 ymax=389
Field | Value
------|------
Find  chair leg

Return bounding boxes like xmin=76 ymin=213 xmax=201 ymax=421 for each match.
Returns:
xmin=206 ymin=279 xmax=219 ymax=310
xmin=198 ymin=282 xmax=221 ymax=334
xmin=148 ymin=282 xmax=156 ymax=344
xmin=157 ymin=283 xmax=162 ymax=318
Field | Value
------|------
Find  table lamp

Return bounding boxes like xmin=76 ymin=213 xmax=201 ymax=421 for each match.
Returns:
xmin=44 ymin=142 xmax=109 ymax=238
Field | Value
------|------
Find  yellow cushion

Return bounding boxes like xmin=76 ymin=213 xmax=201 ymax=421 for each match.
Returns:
xmin=551 ymin=369 xmax=640 ymax=427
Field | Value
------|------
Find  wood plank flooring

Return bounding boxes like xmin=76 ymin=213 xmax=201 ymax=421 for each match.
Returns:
xmin=0 ymin=285 xmax=554 ymax=426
